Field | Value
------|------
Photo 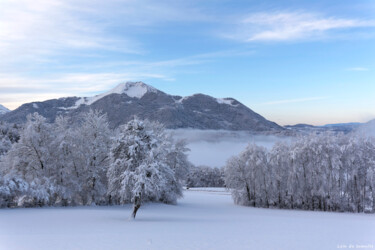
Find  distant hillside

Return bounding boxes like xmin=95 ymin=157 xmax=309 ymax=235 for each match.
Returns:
xmin=0 ymin=104 xmax=10 ymax=115
xmin=285 ymin=122 xmax=363 ymax=134
xmin=0 ymin=82 xmax=284 ymax=133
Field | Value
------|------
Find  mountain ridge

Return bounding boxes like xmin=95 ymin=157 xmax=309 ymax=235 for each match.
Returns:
xmin=0 ymin=104 xmax=10 ymax=115
xmin=0 ymin=82 xmax=284 ymax=133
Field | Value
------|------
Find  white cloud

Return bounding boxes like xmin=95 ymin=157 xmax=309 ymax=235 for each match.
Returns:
xmin=0 ymin=72 xmax=173 ymax=110
xmin=0 ymin=0 xmax=143 ymax=66
xmin=347 ymin=67 xmax=369 ymax=71
xmin=260 ymin=96 xmax=328 ymax=105
xmin=0 ymin=47 xmax=256 ymax=110
xmin=228 ymin=11 xmax=375 ymax=42
xmin=0 ymin=0 xmax=210 ymax=67
xmin=0 ymin=0 xmax=221 ymax=109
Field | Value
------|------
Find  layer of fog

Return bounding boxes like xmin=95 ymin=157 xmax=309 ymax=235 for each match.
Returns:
xmin=169 ymin=129 xmax=289 ymax=168
xmin=359 ymin=119 xmax=375 ymax=136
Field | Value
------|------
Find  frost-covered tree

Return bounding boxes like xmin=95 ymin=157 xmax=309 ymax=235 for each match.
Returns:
xmin=107 ymin=118 xmax=186 ymax=218
xmin=47 ymin=116 xmax=83 ymax=205
xmin=0 ymin=110 xmax=113 ymax=207
xmin=161 ymin=139 xmax=191 ymax=202
xmin=0 ymin=136 xmax=12 ymax=159
xmin=224 ymin=144 xmax=268 ymax=207
xmin=0 ymin=122 xmax=20 ymax=159
xmin=75 ymin=110 xmax=112 ymax=205
xmin=186 ymin=166 xmax=224 ymax=188
xmin=1 ymin=113 xmax=54 ymax=206
xmin=224 ymin=132 xmax=375 ymax=213
xmin=268 ymin=142 xmax=292 ymax=208
xmin=166 ymin=139 xmax=191 ymax=184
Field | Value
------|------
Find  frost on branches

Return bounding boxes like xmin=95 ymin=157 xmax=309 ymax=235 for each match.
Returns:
xmin=107 ymin=118 xmax=189 ymax=218
xmin=0 ymin=122 xmax=20 ymax=159
xmin=186 ymin=166 xmax=224 ymax=188
xmin=0 ymin=111 xmax=113 ymax=207
xmin=0 ymin=112 xmax=190 ymax=210
xmin=224 ymin=133 xmax=375 ymax=213
xmin=0 ymin=113 xmax=190 ymax=210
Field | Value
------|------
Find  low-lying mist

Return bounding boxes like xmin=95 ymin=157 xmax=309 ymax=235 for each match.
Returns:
xmin=169 ymin=129 xmax=289 ymax=168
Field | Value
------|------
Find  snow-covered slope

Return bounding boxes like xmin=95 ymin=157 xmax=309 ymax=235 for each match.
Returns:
xmin=74 ymin=82 xmax=157 ymax=108
xmin=0 ymin=81 xmax=284 ymax=133
xmin=0 ymin=189 xmax=373 ymax=250
xmin=0 ymin=104 xmax=10 ymax=115
xmin=216 ymin=98 xmax=237 ymax=106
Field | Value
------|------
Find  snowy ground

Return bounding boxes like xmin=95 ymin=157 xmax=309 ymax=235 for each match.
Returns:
xmin=1 ymin=188 xmax=374 ymax=250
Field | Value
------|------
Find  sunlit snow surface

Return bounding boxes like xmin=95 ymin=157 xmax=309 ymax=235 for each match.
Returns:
xmin=73 ymin=82 xmax=157 ymax=108
xmin=1 ymin=188 xmax=374 ymax=250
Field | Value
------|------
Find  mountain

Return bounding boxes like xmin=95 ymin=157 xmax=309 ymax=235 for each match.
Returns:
xmin=285 ymin=122 xmax=363 ymax=134
xmin=0 ymin=104 xmax=10 ymax=115
xmin=357 ymin=119 xmax=375 ymax=135
xmin=0 ymin=82 xmax=284 ymax=132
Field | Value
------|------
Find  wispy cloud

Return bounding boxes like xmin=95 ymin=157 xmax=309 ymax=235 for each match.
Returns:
xmin=226 ymin=11 xmax=375 ymax=42
xmin=346 ymin=67 xmax=369 ymax=71
xmin=0 ymin=0 xmax=220 ymax=109
xmin=0 ymin=0 xmax=210 ymax=67
xmin=0 ymin=72 xmax=173 ymax=110
xmin=0 ymin=47 xmax=256 ymax=110
xmin=260 ymin=96 xmax=328 ymax=105
xmin=0 ymin=0 xmax=138 ymax=65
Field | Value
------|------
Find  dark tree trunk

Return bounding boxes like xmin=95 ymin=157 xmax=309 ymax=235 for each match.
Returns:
xmin=132 ymin=194 xmax=142 ymax=219
xmin=245 ymin=184 xmax=251 ymax=204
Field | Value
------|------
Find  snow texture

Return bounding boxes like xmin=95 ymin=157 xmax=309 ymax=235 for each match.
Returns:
xmin=177 ymin=96 xmax=237 ymax=107
xmin=0 ymin=188 xmax=374 ymax=250
xmin=224 ymin=133 xmax=375 ymax=212
xmin=73 ymin=82 xmax=157 ymax=108
xmin=0 ymin=104 xmax=10 ymax=115
xmin=216 ymin=98 xmax=236 ymax=106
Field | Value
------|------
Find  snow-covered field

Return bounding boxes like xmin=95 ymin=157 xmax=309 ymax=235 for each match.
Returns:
xmin=1 ymin=188 xmax=374 ymax=250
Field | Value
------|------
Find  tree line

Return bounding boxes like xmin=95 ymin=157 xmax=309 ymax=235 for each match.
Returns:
xmin=224 ymin=133 xmax=375 ymax=213
xmin=186 ymin=166 xmax=224 ymax=188
xmin=0 ymin=111 xmax=190 ymax=217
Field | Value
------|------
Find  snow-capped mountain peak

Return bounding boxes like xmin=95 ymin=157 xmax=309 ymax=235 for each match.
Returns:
xmin=0 ymin=81 xmax=284 ymax=132
xmin=0 ymin=104 xmax=10 ymax=115
xmin=74 ymin=82 xmax=157 ymax=108
xmin=111 ymin=81 xmax=157 ymax=98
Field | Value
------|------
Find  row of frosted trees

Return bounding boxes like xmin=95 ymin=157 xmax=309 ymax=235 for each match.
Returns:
xmin=0 ymin=122 xmax=20 ymax=157
xmin=0 ymin=111 xmax=190 ymax=210
xmin=186 ymin=166 xmax=224 ymax=188
xmin=224 ymin=133 xmax=375 ymax=213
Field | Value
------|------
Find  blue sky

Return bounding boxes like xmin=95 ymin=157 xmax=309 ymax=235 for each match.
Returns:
xmin=0 ymin=0 xmax=374 ymax=125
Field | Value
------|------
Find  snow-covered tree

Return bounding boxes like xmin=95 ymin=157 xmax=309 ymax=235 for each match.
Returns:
xmin=186 ymin=166 xmax=224 ymax=188
xmin=224 ymin=144 xmax=268 ymax=207
xmin=166 ymin=139 xmax=191 ymax=185
xmin=0 ymin=122 xmax=20 ymax=159
xmin=76 ymin=110 xmax=112 ymax=205
xmin=0 ymin=110 xmax=113 ymax=207
xmin=224 ymin=132 xmax=375 ymax=213
xmin=47 ymin=115 xmax=83 ymax=205
xmin=107 ymin=118 xmax=187 ymax=218
xmin=1 ymin=113 xmax=54 ymax=206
